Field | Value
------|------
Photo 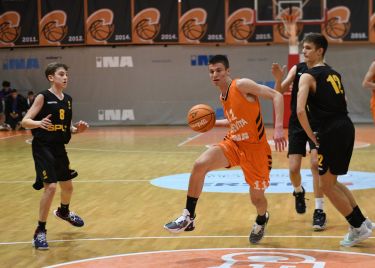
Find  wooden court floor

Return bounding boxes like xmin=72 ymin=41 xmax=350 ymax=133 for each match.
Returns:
xmin=0 ymin=125 xmax=374 ymax=267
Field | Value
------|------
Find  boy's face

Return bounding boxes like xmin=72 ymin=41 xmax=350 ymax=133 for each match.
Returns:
xmin=208 ymin=62 xmax=229 ymax=87
xmin=48 ymin=67 xmax=68 ymax=89
xmin=302 ymin=41 xmax=323 ymax=63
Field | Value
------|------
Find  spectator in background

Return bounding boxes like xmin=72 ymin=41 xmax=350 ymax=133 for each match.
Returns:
xmin=5 ymin=88 xmax=27 ymax=130
xmin=0 ymin=81 xmax=12 ymax=130
xmin=26 ymin=90 xmax=35 ymax=109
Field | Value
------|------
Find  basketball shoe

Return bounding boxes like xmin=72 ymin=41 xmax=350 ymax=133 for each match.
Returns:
xmin=340 ymin=221 xmax=372 ymax=247
xmin=53 ymin=208 xmax=84 ymax=227
xmin=32 ymin=229 xmax=48 ymax=250
xmin=293 ymin=187 xmax=306 ymax=214
xmin=312 ymin=209 xmax=327 ymax=231
xmin=249 ymin=212 xmax=269 ymax=244
xmin=365 ymin=218 xmax=375 ymax=230
xmin=164 ymin=209 xmax=195 ymax=233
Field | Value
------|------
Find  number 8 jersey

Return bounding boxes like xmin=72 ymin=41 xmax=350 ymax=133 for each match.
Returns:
xmin=32 ymin=90 xmax=72 ymax=144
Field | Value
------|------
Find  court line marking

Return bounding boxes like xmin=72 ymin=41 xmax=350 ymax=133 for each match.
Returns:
xmin=67 ymin=147 xmax=199 ymax=154
xmin=0 ymin=134 xmax=24 ymax=140
xmin=46 ymin=247 xmax=375 ymax=268
xmin=1 ymin=235 xmax=374 ymax=246
xmin=177 ymin=132 xmax=204 ymax=147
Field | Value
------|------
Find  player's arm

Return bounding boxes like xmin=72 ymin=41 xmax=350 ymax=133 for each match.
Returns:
xmin=21 ymin=94 xmax=52 ymax=130
xmin=71 ymin=120 xmax=89 ymax=134
xmin=272 ymin=64 xmax=296 ymax=94
xmin=297 ymin=73 xmax=318 ymax=146
xmin=362 ymin=61 xmax=375 ymax=90
xmin=237 ymin=78 xmax=287 ymax=151
xmin=215 ymin=119 xmax=229 ymax=127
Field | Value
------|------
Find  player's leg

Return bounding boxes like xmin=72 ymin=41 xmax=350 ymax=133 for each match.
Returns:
xmin=310 ymin=148 xmax=327 ymax=231
xmin=164 ymin=143 xmax=231 ymax=233
xmin=249 ymin=187 xmax=269 ymax=244
xmin=289 ymin=154 xmax=306 ymax=214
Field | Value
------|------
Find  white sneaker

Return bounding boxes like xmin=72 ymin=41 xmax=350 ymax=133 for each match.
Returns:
xmin=364 ymin=218 xmax=375 ymax=230
xmin=249 ymin=212 xmax=269 ymax=244
xmin=164 ymin=209 xmax=195 ymax=233
xmin=340 ymin=221 xmax=372 ymax=247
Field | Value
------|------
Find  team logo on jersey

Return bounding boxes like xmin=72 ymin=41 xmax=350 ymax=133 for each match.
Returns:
xmin=132 ymin=8 xmax=161 ymax=43
xmin=323 ymin=6 xmax=351 ymax=42
xmin=179 ymin=8 xmax=207 ymax=43
xmin=40 ymin=10 xmax=68 ymax=45
xmin=0 ymin=11 xmax=21 ymax=46
xmin=86 ymin=9 xmax=115 ymax=44
xmin=226 ymin=8 xmax=255 ymax=44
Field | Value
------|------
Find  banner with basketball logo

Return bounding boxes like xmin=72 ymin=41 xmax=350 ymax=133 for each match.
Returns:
xmin=86 ymin=0 xmax=131 ymax=45
xmin=322 ymin=0 xmax=369 ymax=43
xmin=133 ymin=0 xmax=178 ymax=44
xmin=39 ymin=0 xmax=85 ymax=46
xmin=226 ymin=0 xmax=273 ymax=44
xmin=0 ymin=0 xmax=39 ymax=47
xmin=370 ymin=0 xmax=375 ymax=42
xmin=179 ymin=0 xmax=225 ymax=44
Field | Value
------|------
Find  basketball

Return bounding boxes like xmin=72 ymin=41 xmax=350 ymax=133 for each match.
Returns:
xmin=187 ymin=104 xmax=216 ymax=133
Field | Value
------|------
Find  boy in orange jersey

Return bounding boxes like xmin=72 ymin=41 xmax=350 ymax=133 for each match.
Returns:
xmin=362 ymin=60 xmax=375 ymax=124
xmin=164 ymin=55 xmax=287 ymax=244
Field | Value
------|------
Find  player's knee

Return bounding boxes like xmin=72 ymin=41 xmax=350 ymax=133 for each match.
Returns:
xmin=250 ymin=194 xmax=265 ymax=207
xmin=310 ymin=159 xmax=319 ymax=170
xmin=44 ymin=183 xmax=57 ymax=195
xmin=192 ymin=159 xmax=210 ymax=175
xmin=289 ymin=166 xmax=300 ymax=176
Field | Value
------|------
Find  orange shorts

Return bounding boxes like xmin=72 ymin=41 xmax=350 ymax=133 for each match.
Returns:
xmin=371 ymin=93 xmax=375 ymax=124
xmin=218 ymin=138 xmax=272 ymax=190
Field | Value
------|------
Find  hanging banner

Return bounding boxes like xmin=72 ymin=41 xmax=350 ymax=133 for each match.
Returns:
xmin=370 ymin=0 xmax=375 ymax=42
xmin=0 ymin=0 xmax=38 ymax=47
xmin=179 ymin=0 xmax=225 ymax=44
xmin=86 ymin=0 xmax=131 ymax=45
xmin=226 ymin=0 xmax=273 ymax=44
xmin=322 ymin=0 xmax=369 ymax=43
xmin=39 ymin=0 xmax=85 ymax=46
xmin=133 ymin=0 xmax=178 ymax=44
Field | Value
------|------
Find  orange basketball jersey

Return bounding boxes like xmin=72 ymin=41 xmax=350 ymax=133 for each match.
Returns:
xmin=220 ymin=79 xmax=267 ymax=145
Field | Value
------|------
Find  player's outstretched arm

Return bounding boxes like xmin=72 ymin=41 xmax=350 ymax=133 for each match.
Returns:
xmin=272 ymin=64 xmax=296 ymax=94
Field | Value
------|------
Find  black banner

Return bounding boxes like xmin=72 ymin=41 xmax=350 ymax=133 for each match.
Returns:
xmin=179 ymin=0 xmax=225 ymax=44
xmin=0 ymin=0 xmax=39 ymax=47
xmin=39 ymin=0 xmax=85 ymax=46
xmin=86 ymin=0 xmax=131 ymax=45
xmin=323 ymin=0 xmax=369 ymax=42
xmin=370 ymin=0 xmax=375 ymax=42
xmin=227 ymin=0 xmax=273 ymax=44
xmin=133 ymin=0 xmax=178 ymax=44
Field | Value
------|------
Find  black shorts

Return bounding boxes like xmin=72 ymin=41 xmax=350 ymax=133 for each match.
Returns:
xmin=32 ymin=139 xmax=71 ymax=184
xmin=317 ymin=117 xmax=354 ymax=176
xmin=288 ymin=118 xmax=316 ymax=157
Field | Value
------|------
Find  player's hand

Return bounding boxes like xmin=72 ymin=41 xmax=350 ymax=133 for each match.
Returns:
xmin=73 ymin=120 xmax=89 ymax=133
xmin=271 ymin=63 xmax=286 ymax=80
xmin=273 ymin=126 xmax=287 ymax=152
xmin=39 ymin=114 xmax=52 ymax=130
xmin=312 ymin=132 xmax=320 ymax=149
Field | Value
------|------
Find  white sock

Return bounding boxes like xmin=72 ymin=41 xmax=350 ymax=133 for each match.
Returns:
xmin=315 ymin=198 xmax=324 ymax=210
xmin=294 ymin=185 xmax=303 ymax=193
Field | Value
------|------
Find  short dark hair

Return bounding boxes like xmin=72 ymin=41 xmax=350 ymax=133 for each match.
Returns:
xmin=10 ymin=88 xmax=17 ymax=93
xmin=209 ymin=55 xmax=229 ymax=69
xmin=302 ymin=33 xmax=328 ymax=57
xmin=2 ymin=81 xmax=10 ymax=87
xmin=45 ymin=62 xmax=68 ymax=79
xmin=27 ymin=90 xmax=34 ymax=96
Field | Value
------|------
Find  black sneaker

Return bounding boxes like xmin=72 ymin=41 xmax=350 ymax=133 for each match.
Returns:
xmin=249 ymin=212 xmax=269 ymax=244
xmin=312 ymin=209 xmax=327 ymax=231
xmin=164 ymin=209 xmax=195 ymax=233
xmin=54 ymin=208 xmax=84 ymax=227
xmin=293 ymin=187 xmax=306 ymax=214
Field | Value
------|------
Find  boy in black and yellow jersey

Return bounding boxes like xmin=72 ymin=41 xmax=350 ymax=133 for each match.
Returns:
xmin=22 ymin=62 xmax=89 ymax=250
